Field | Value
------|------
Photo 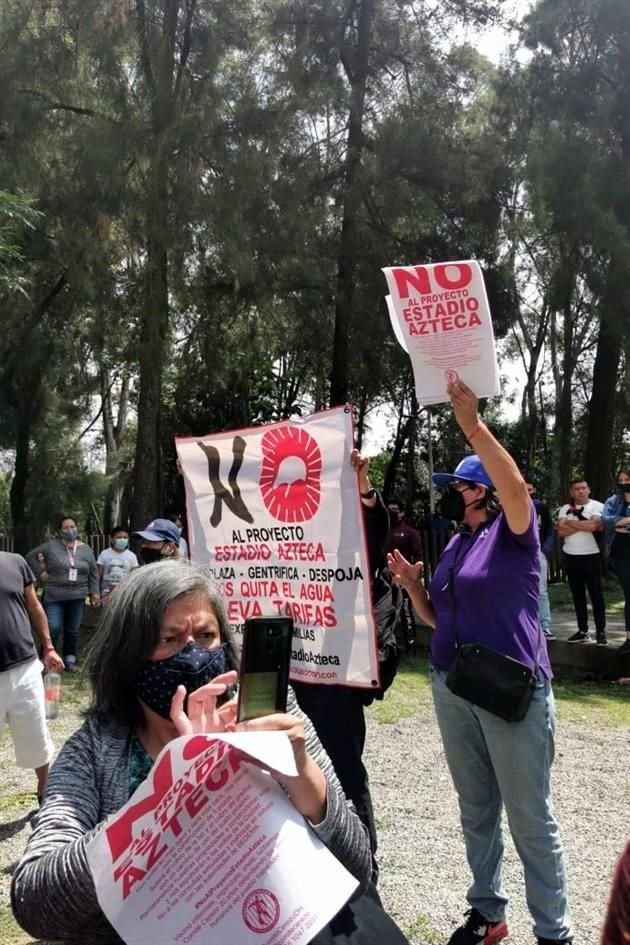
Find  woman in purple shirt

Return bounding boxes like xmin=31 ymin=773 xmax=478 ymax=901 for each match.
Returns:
xmin=388 ymin=380 xmax=572 ymax=945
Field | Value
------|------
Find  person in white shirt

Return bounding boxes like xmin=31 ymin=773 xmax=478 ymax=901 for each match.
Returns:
xmin=557 ymin=479 xmax=606 ymax=644
xmin=96 ymin=526 xmax=139 ymax=604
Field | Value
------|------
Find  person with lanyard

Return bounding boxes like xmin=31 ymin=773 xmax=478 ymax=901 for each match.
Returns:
xmin=602 ymin=468 xmax=630 ymax=655
xmin=27 ymin=517 xmax=100 ymax=672
xmin=388 ymin=379 xmax=572 ymax=945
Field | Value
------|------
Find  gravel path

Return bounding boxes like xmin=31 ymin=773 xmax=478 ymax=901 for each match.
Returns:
xmin=1 ymin=683 xmax=628 ymax=945
xmin=365 ymin=706 xmax=629 ymax=944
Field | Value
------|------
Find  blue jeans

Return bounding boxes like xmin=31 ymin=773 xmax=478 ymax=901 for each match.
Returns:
xmin=430 ymin=667 xmax=572 ymax=941
xmin=43 ymin=599 xmax=85 ymax=663
xmin=538 ymin=551 xmax=552 ymax=634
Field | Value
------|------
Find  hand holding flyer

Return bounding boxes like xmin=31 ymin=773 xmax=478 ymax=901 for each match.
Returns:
xmin=382 ymin=260 xmax=500 ymax=405
xmin=86 ymin=731 xmax=358 ymax=945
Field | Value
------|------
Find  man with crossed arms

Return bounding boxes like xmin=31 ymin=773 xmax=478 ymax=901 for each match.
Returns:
xmin=557 ymin=478 xmax=607 ymax=645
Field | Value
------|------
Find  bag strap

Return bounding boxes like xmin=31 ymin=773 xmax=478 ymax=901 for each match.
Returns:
xmin=446 ymin=529 xmax=543 ymax=677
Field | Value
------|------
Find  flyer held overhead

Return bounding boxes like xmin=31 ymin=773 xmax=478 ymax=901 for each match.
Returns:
xmin=382 ymin=260 xmax=500 ymax=405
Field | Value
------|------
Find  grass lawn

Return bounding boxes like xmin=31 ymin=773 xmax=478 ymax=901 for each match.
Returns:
xmin=369 ymin=655 xmax=630 ymax=729
xmin=549 ymin=574 xmax=625 ymax=616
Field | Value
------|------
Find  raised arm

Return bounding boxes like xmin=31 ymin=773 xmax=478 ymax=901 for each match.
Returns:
xmin=448 ymin=381 xmax=531 ymax=535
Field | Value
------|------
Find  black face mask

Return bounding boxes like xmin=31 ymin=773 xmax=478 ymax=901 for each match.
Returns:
xmin=438 ymin=485 xmax=483 ymax=523
xmin=617 ymin=484 xmax=630 ymax=495
xmin=140 ymin=546 xmax=170 ymax=565
xmin=133 ymin=642 xmax=229 ymax=719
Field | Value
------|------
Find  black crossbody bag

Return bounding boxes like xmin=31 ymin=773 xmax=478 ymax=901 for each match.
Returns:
xmin=444 ymin=533 xmax=542 ymax=723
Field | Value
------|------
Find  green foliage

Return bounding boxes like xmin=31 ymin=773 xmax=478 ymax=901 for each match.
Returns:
xmin=368 ymin=656 xmax=434 ymax=724
xmin=0 ymin=191 xmax=41 ymax=296
xmin=0 ymin=0 xmax=628 ymax=524
xmin=370 ymin=655 xmax=630 ymax=729
xmin=0 ymin=473 xmax=11 ymax=534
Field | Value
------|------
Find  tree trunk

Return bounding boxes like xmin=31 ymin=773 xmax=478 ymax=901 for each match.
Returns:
xmin=132 ymin=204 xmax=169 ymax=529
xmin=550 ymin=252 xmax=578 ymax=503
xmin=556 ymin=299 xmax=574 ymax=501
xmin=383 ymin=416 xmax=411 ymax=500
xmin=10 ymin=413 xmax=32 ymax=554
xmin=131 ymin=0 xmax=188 ymax=528
xmin=522 ymin=304 xmax=548 ymax=472
xmin=583 ymin=309 xmax=622 ymax=498
xmin=329 ymin=0 xmax=374 ymax=406
xmin=406 ymin=398 xmax=418 ymax=509
xmin=102 ymin=367 xmax=131 ymax=531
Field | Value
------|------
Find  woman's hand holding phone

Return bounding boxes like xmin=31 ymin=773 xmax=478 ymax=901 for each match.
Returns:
xmin=169 ymin=670 xmax=238 ymax=736
xmin=232 ymin=713 xmax=327 ymax=824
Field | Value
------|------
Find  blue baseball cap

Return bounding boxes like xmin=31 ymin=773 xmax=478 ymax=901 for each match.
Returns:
xmin=432 ymin=455 xmax=494 ymax=491
xmin=133 ymin=518 xmax=180 ymax=546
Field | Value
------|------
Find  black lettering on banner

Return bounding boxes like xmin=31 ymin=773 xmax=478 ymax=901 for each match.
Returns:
xmin=197 ymin=436 xmax=254 ymax=527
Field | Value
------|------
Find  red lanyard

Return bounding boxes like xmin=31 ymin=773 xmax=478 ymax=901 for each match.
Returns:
xmin=65 ymin=541 xmax=78 ymax=568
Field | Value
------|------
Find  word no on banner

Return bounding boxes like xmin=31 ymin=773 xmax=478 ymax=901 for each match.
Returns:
xmin=382 ymin=259 xmax=500 ymax=405
xmin=176 ymin=406 xmax=379 ymax=689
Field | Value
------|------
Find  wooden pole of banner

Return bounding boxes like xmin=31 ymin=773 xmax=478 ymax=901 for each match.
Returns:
xmin=427 ymin=407 xmax=435 ymax=513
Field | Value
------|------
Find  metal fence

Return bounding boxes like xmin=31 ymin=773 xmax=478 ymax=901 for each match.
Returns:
xmin=420 ymin=530 xmax=570 ymax=584
xmin=0 ymin=533 xmax=109 ymax=558
xmin=0 ymin=530 xmax=571 ymax=582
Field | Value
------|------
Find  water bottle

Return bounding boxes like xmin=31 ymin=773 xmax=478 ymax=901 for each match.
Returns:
xmin=44 ymin=672 xmax=61 ymax=720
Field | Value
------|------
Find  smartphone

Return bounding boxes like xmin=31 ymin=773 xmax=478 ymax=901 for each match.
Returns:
xmin=237 ymin=617 xmax=293 ymax=722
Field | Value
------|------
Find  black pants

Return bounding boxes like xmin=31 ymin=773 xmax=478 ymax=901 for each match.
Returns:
xmin=611 ymin=550 xmax=630 ymax=633
xmin=564 ymin=552 xmax=606 ymax=633
xmin=400 ymin=591 xmax=416 ymax=651
xmin=310 ymin=883 xmax=409 ymax=944
xmin=292 ymin=683 xmax=378 ymax=882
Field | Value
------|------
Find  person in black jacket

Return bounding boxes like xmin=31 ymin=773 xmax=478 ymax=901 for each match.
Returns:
xmin=293 ymin=449 xmax=390 ymax=885
xmin=385 ymin=499 xmax=423 ymax=652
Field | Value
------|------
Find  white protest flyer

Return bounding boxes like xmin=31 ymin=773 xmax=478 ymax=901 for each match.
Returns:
xmin=176 ymin=406 xmax=380 ymax=690
xmin=382 ymin=260 xmax=500 ymax=405
xmin=86 ymin=731 xmax=358 ymax=945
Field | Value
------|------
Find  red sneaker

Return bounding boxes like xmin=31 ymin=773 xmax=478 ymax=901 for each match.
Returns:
xmin=448 ymin=909 xmax=509 ymax=945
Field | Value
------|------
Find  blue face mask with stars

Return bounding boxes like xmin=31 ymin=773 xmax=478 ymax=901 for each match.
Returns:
xmin=133 ymin=641 xmax=229 ymax=719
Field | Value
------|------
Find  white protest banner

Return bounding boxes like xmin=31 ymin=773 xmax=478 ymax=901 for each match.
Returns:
xmin=382 ymin=260 xmax=500 ymax=405
xmin=176 ymin=406 xmax=379 ymax=690
xmin=86 ymin=731 xmax=358 ymax=945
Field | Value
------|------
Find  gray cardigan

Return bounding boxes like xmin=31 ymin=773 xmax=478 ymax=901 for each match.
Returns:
xmin=26 ymin=537 xmax=99 ymax=601
xmin=11 ymin=691 xmax=371 ymax=944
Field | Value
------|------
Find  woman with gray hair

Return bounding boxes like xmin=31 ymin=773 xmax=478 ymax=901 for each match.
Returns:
xmin=11 ymin=561 xmax=408 ymax=945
